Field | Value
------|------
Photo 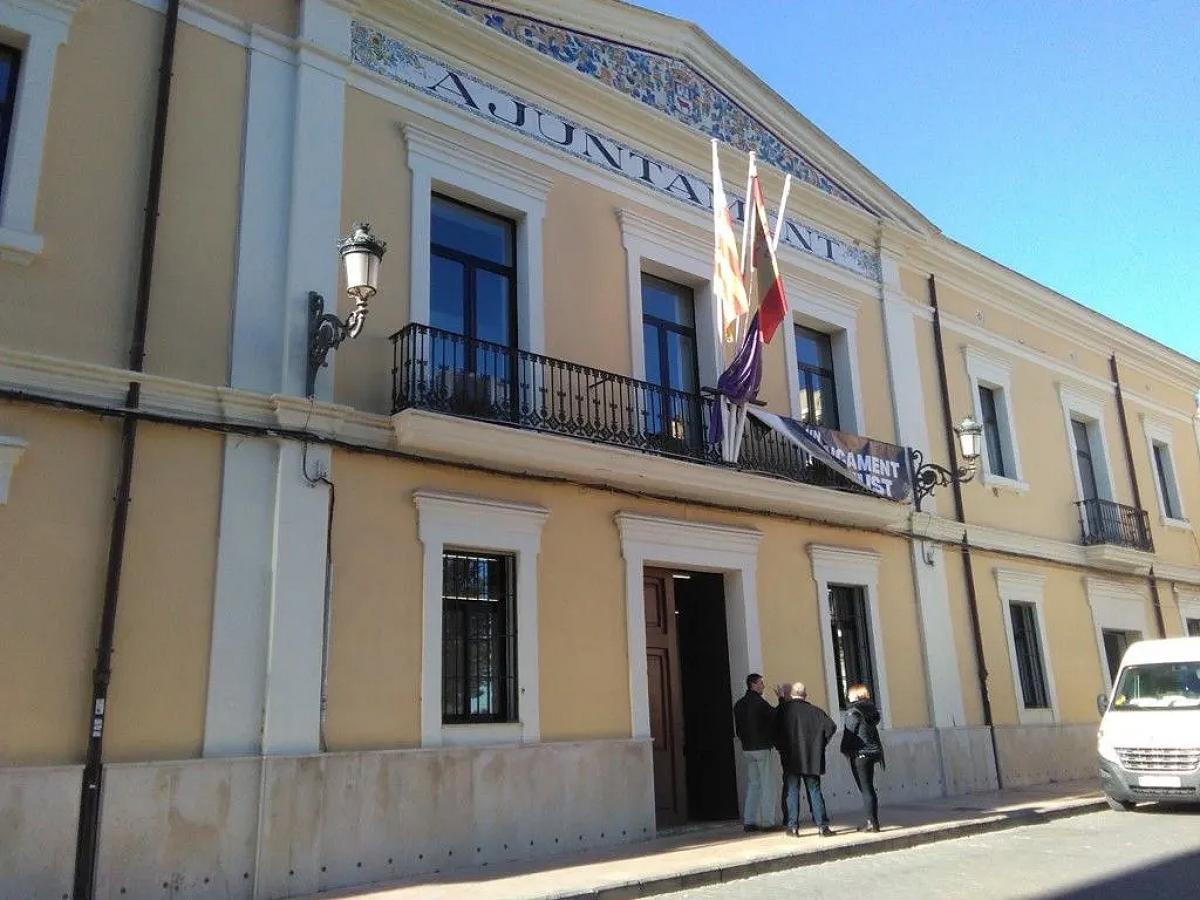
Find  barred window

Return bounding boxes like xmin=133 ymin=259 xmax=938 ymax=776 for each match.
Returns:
xmin=1187 ymin=618 xmax=1200 ymax=638
xmin=829 ymin=584 xmax=875 ymax=710
xmin=441 ymin=550 xmax=517 ymax=723
xmin=1010 ymin=601 xmax=1049 ymax=708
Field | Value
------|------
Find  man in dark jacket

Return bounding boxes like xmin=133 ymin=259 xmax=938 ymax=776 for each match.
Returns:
xmin=775 ymin=682 xmax=836 ymax=836
xmin=733 ymin=673 xmax=776 ymax=831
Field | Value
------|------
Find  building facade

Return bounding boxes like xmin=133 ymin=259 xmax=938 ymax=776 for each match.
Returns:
xmin=2 ymin=0 xmax=1199 ymax=897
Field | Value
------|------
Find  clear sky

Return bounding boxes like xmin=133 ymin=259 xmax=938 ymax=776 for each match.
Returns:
xmin=633 ymin=1 xmax=1199 ymax=361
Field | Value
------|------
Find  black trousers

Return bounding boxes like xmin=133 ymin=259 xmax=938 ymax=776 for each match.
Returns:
xmin=850 ymin=754 xmax=879 ymax=823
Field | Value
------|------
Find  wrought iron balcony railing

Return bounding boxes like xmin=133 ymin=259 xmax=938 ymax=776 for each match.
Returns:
xmin=1076 ymin=497 xmax=1154 ymax=553
xmin=389 ymin=323 xmax=868 ymax=496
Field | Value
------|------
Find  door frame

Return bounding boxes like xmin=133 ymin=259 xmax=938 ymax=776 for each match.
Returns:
xmin=643 ymin=567 xmax=688 ymax=826
xmin=616 ymin=513 xmax=763 ymax=745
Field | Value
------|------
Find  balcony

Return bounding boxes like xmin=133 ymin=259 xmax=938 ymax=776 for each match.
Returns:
xmin=389 ymin=323 xmax=871 ymax=497
xmin=1076 ymin=497 xmax=1154 ymax=567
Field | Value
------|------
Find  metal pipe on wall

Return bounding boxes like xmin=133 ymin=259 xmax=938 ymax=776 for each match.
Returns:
xmin=1109 ymin=354 xmax=1168 ymax=638
xmin=72 ymin=2 xmax=180 ymax=896
xmin=927 ymin=275 xmax=1003 ymax=790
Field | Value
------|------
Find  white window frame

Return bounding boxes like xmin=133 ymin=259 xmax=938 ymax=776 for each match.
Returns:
xmin=415 ymin=490 xmax=548 ymax=748
xmin=809 ymin=545 xmax=890 ymax=726
xmin=1176 ymin=588 xmax=1200 ymax=638
xmin=995 ymin=568 xmax=1058 ymax=724
xmin=0 ymin=1 xmax=78 ymax=263
xmin=404 ymin=123 xmax=550 ymax=354
xmin=1141 ymin=416 xmax=1189 ymax=529
xmin=964 ymin=347 xmax=1027 ymax=492
xmin=1085 ymin=578 xmax=1151 ymax=693
xmin=782 ymin=279 xmax=865 ymax=434
xmin=1058 ymin=384 xmax=1116 ymax=505
xmin=618 ymin=208 xmax=720 ymax=389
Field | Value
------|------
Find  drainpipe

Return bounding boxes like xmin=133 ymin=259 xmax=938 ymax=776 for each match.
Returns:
xmin=72 ymin=3 xmax=179 ymax=897
xmin=1109 ymin=355 xmax=1167 ymax=638
xmin=927 ymin=275 xmax=1003 ymax=790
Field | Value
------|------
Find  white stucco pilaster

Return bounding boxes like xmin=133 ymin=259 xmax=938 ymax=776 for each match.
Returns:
xmin=878 ymin=242 xmax=966 ymax=728
xmin=204 ymin=1 xmax=348 ymax=757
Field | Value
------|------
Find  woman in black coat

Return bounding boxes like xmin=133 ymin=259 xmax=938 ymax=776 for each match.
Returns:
xmin=840 ymin=683 xmax=884 ymax=832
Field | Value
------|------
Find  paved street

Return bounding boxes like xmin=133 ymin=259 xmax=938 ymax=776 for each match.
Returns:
xmin=664 ymin=807 xmax=1200 ymax=899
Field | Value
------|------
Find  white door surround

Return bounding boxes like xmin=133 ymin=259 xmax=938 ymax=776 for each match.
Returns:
xmin=1085 ymin=577 xmax=1151 ymax=692
xmin=616 ymin=512 xmax=762 ymax=739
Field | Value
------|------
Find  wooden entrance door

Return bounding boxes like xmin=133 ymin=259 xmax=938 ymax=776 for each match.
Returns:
xmin=644 ymin=568 xmax=687 ymax=826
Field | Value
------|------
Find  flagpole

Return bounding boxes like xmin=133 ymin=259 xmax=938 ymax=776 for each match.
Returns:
xmin=738 ymin=152 xmax=755 ymax=276
xmin=771 ymin=173 xmax=792 ymax=252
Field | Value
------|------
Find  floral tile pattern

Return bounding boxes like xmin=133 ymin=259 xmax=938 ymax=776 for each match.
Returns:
xmin=442 ymin=0 xmax=866 ymax=210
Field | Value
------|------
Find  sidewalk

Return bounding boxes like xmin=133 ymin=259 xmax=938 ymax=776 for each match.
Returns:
xmin=302 ymin=780 xmax=1104 ymax=900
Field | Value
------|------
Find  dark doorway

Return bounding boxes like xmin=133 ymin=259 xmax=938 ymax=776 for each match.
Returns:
xmin=644 ymin=568 xmax=738 ymax=828
xmin=675 ymin=572 xmax=739 ymax=822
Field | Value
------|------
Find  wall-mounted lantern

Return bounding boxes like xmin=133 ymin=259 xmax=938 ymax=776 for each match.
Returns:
xmin=306 ymin=222 xmax=388 ymax=397
xmin=911 ymin=414 xmax=984 ymax=511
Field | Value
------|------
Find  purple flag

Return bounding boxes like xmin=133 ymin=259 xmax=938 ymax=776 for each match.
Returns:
xmin=708 ymin=312 xmax=764 ymax=446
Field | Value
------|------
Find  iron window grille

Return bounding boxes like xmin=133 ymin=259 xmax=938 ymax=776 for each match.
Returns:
xmin=978 ymin=385 xmax=1008 ymax=477
xmin=1187 ymin=618 xmax=1200 ymax=638
xmin=1009 ymin=601 xmax=1049 ymax=709
xmin=795 ymin=325 xmax=840 ymax=430
xmin=828 ymin=584 xmax=875 ymax=710
xmin=441 ymin=550 xmax=517 ymax=724
xmin=0 ymin=45 xmax=20 ymax=198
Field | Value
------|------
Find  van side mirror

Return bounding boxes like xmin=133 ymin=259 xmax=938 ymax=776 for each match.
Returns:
xmin=1096 ymin=693 xmax=1108 ymax=715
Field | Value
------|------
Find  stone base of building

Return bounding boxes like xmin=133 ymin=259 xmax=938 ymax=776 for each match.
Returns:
xmin=0 ymin=726 xmax=1097 ymax=899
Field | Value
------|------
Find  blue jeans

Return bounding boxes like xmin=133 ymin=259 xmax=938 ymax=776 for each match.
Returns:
xmin=741 ymin=749 xmax=774 ymax=826
xmin=785 ymin=773 xmax=828 ymax=829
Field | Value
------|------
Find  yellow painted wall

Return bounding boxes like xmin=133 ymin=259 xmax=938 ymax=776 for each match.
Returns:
xmin=142 ymin=22 xmax=244 ymax=386
xmin=0 ymin=0 xmax=159 ymax=370
xmin=202 ymin=0 xmax=297 ymax=36
xmin=0 ymin=4 xmax=241 ymax=387
xmin=103 ymin=425 xmax=222 ymax=762
xmin=0 ymin=405 xmax=119 ymax=765
xmin=322 ymin=448 xmax=933 ymax=750
xmin=336 ymin=89 xmax=414 ymax=415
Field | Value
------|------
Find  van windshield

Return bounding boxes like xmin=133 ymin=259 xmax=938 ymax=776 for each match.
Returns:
xmin=1112 ymin=662 xmax=1200 ymax=711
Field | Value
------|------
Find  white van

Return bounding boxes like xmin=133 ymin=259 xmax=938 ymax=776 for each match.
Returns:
xmin=1097 ymin=637 xmax=1200 ymax=811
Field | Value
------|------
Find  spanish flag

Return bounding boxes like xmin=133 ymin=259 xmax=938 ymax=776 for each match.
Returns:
xmin=711 ymin=141 xmax=749 ymax=343
xmin=749 ymin=173 xmax=788 ymax=344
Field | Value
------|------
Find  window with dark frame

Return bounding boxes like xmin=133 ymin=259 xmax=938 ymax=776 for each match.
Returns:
xmin=641 ymin=274 xmax=701 ymax=441
xmin=828 ymin=584 xmax=875 ymax=710
xmin=441 ymin=550 xmax=517 ymax=724
xmin=1071 ymin=419 xmax=1101 ymax=501
xmin=1187 ymin=618 xmax=1200 ymax=638
xmin=1152 ymin=442 xmax=1179 ymax=519
xmin=1102 ymin=628 xmax=1141 ymax=684
xmin=978 ymin=385 xmax=1008 ymax=477
xmin=1009 ymin=601 xmax=1050 ymax=709
xmin=429 ymin=195 xmax=518 ymax=391
xmin=0 ymin=45 xmax=20 ymax=198
xmin=795 ymin=325 xmax=839 ymax=429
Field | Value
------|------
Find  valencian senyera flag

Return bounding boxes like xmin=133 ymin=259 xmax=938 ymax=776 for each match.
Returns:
xmin=712 ymin=141 xmax=749 ymax=343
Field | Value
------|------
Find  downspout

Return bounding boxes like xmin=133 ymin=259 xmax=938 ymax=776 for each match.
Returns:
xmin=72 ymin=2 xmax=179 ymax=898
xmin=1109 ymin=354 xmax=1167 ymax=638
xmin=927 ymin=275 xmax=1003 ymax=789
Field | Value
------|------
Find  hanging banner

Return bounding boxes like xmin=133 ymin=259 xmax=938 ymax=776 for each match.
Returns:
xmin=748 ymin=408 xmax=912 ymax=502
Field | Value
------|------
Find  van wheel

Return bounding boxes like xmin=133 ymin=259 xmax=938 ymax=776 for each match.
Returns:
xmin=1105 ymin=794 xmax=1136 ymax=812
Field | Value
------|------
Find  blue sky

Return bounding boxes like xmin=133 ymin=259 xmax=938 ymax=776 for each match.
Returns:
xmin=634 ymin=1 xmax=1199 ymax=361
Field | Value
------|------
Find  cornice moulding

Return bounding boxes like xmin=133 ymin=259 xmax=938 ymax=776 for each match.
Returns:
xmin=402 ymin=122 xmax=553 ymax=199
xmin=615 ymin=511 xmax=762 ymax=557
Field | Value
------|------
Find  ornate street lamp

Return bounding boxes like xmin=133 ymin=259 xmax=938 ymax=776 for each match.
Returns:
xmin=306 ymin=222 xmax=388 ymax=397
xmin=910 ymin=414 xmax=984 ymax=511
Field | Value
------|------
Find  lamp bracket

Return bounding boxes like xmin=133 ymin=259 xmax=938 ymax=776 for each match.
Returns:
xmin=910 ymin=447 xmax=977 ymax=512
xmin=306 ymin=291 xmax=367 ymax=398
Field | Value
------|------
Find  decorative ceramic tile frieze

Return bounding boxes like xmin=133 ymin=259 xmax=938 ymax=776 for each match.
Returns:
xmin=350 ymin=23 xmax=880 ymax=280
xmin=442 ymin=0 xmax=866 ymax=211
